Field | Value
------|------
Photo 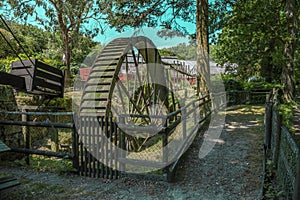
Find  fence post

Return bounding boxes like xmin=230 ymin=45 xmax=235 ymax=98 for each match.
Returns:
xmin=193 ymin=101 xmax=197 ymax=125
xmin=120 ymin=116 xmax=125 ymax=172
xmin=162 ymin=120 xmax=168 ymax=165
xmin=22 ymin=109 xmax=30 ymax=165
xmin=293 ymin=152 xmax=300 ymax=200
xmin=265 ymin=100 xmax=273 ymax=149
xmin=182 ymin=103 xmax=186 ymax=140
xmin=72 ymin=124 xmax=79 ymax=171
xmin=273 ymin=114 xmax=282 ymax=168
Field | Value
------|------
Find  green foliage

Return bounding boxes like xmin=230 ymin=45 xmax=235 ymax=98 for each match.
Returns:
xmin=102 ymin=0 xmax=195 ymax=35
xmin=0 ymin=28 xmax=18 ymax=58
xmin=159 ymin=43 xmax=197 ymax=60
xmin=2 ymin=0 xmax=105 ymax=83
xmin=222 ymin=76 xmax=244 ymax=91
xmin=276 ymin=100 xmax=297 ymax=132
xmin=0 ymin=54 xmax=34 ymax=72
xmin=159 ymin=43 xmax=196 ymax=60
xmin=211 ymin=0 xmax=298 ymax=84
xmin=0 ymin=19 xmax=99 ymax=78
xmin=30 ymin=155 xmax=73 ymax=173
xmin=263 ymin=159 xmax=284 ymax=199
xmin=243 ymin=81 xmax=278 ymax=91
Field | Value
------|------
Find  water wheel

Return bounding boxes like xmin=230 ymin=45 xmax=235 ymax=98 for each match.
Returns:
xmin=75 ymin=35 xmax=226 ymax=178
xmin=79 ymin=36 xmax=180 ymax=152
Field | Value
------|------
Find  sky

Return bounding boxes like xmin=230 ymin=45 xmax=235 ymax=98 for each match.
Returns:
xmin=90 ymin=24 xmax=195 ymax=48
xmin=0 ymin=1 xmax=196 ymax=48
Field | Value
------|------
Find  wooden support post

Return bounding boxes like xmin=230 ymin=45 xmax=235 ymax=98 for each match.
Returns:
xmin=265 ymin=101 xmax=273 ymax=149
xmin=162 ymin=120 xmax=168 ymax=174
xmin=182 ymin=103 xmax=187 ymax=140
xmin=50 ymin=125 xmax=59 ymax=152
xmin=120 ymin=117 xmax=126 ymax=172
xmin=22 ymin=109 xmax=30 ymax=165
xmin=53 ymin=110 xmax=59 ymax=152
xmin=72 ymin=124 xmax=79 ymax=171
xmin=197 ymin=76 xmax=200 ymax=96
xmin=273 ymin=114 xmax=282 ymax=168
xmin=193 ymin=101 xmax=197 ymax=125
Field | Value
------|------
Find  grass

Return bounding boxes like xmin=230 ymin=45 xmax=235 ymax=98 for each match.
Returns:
xmin=0 ymin=179 xmax=89 ymax=200
xmin=29 ymin=155 xmax=74 ymax=173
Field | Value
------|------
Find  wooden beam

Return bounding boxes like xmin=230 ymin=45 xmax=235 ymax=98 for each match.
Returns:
xmin=0 ymin=120 xmax=74 ymax=129
xmin=0 ymin=71 xmax=26 ymax=91
xmin=11 ymin=148 xmax=73 ymax=159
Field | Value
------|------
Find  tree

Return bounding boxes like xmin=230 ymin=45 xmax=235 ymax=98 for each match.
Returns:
xmin=196 ymin=0 xmax=209 ymax=93
xmin=211 ymin=0 xmax=299 ymax=100
xmin=0 ymin=27 xmax=17 ymax=58
xmin=102 ymin=0 xmax=196 ymax=36
xmin=211 ymin=0 xmax=284 ymax=81
xmin=2 ymin=0 xmax=106 ymax=86
xmin=282 ymin=0 xmax=298 ymax=100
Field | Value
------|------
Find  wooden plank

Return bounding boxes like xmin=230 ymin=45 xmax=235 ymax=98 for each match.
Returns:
xmin=0 ymin=177 xmax=20 ymax=190
xmin=30 ymin=89 xmax=60 ymax=96
xmin=36 ymin=60 xmax=63 ymax=76
xmin=11 ymin=59 xmax=35 ymax=68
xmin=11 ymin=148 xmax=73 ymax=159
xmin=1 ymin=111 xmax=73 ymax=116
xmin=11 ymin=68 xmax=34 ymax=77
xmin=18 ymin=106 xmax=65 ymax=110
xmin=0 ymin=71 xmax=27 ymax=91
xmin=35 ymin=69 xmax=62 ymax=83
xmin=33 ymin=77 xmax=62 ymax=92
xmin=0 ymin=120 xmax=74 ymax=128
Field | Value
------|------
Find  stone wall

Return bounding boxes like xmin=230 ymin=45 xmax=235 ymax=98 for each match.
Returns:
xmin=0 ymin=84 xmax=23 ymax=160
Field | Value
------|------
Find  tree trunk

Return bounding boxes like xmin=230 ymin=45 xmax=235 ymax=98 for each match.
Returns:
xmin=196 ymin=0 xmax=210 ymax=94
xmin=262 ymin=38 xmax=275 ymax=83
xmin=53 ymin=0 xmax=72 ymax=88
xmin=282 ymin=0 xmax=297 ymax=101
xmin=62 ymin=37 xmax=72 ymax=88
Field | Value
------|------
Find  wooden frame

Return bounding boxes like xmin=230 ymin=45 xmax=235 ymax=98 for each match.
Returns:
xmin=11 ymin=59 xmax=64 ymax=97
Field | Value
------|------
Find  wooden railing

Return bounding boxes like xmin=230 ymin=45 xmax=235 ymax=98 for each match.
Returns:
xmin=0 ymin=109 xmax=79 ymax=170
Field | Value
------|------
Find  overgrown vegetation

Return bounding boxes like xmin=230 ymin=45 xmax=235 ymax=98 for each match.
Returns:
xmin=263 ymin=160 xmax=283 ymax=199
xmin=276 ymin=100 xmax=297 ymax=133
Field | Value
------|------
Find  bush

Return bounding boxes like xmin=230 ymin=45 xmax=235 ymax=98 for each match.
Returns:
xmin=276 ymin=100 xmax=297 ymax=133
xmin=222 ymin=76 xmax=244 ymax=91
xmin=244 ymin=81 xmax=276 ymax=91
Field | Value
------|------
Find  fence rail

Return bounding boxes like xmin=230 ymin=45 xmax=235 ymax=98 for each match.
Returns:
xmin=0 ymin=89 xmax=252 ymax=182
xmin=77 ymin=92 xmax=226 ymax=181
xmin=0 ymin=110 xmax=79 ymax=170
xmin=227 ymin=89 xmax=270 ymax=105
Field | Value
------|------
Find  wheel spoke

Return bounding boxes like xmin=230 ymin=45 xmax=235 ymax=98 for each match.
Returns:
xmin=131 ymin=48 xmax=150 ymax=117
xmin=117 ymin=78 xmax=150 ymax=124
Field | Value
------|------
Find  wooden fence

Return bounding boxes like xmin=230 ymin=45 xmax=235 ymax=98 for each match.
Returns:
xmin=0 ymin=108 xmax=79 ymax=170
xmin=264 ymin=99 xmax=300 ymax=199
xmin=1 ymin=89 xmax=267 ymax=182
xmin=77 ymin=92 xmax=227 ymax=181
xmin=227 ymin=89 xmax=270 ymax=105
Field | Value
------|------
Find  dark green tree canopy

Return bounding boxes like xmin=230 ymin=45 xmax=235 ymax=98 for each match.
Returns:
xmin=102 ymin=0 xmax=196 ymax=37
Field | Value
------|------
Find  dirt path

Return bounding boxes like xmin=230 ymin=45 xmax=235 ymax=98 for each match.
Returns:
xmin=0 ymin=105 xmax=265 ymax=200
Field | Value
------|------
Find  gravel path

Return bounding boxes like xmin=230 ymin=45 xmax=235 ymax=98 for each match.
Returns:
xmin=0 ymin=105 xmax=264 ymax=200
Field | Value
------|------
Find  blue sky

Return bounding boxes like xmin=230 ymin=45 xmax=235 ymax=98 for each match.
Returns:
xmin=0 ymin=2 xmax=198 ymax=48
xmin=91 ymin=23 xmax=195 ymax=48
